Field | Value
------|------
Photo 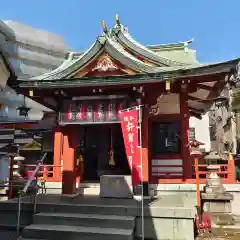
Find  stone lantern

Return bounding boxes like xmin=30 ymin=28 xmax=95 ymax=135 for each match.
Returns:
xmin=214 ymin=96 xmax=228 ymax=108
xmin=201 ymin=164 xmax=234 ymax=225
xmin=13 ymin=154 xmax=25 ymax=179
xmin=204 ymin=151 xmax=222 ymax=165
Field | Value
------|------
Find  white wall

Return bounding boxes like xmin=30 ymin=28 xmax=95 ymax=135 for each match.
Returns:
xmin=189 ymin=113 xmax=211 ymax=152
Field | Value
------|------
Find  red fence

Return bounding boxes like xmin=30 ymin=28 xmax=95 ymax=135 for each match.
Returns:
xmin=23 ymin=164 xmax=62 ymax=182
xmin=151 ymin=156 xmax=236 ymax=184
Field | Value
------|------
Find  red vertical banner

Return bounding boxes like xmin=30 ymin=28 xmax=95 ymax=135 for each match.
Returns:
xmin=67 ymin=104 xmax=73 ymax=120
xmin=76 ymin=103 xmax=85 ymax=121
xmin=119 ymin=108 xmax=141 ymax=187
xmin=95 ymin=102 xmax=105 ymax=122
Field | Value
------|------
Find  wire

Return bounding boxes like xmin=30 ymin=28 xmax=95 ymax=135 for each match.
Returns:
xmin=138 ymin=105 xmax=144 ymax=240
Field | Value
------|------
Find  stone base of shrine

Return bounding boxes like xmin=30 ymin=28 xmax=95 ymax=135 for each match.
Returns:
xmin=151 ymin=184 xmax=240 ymax=216
xmin=100 ymin=175 xmax=133 ymax=198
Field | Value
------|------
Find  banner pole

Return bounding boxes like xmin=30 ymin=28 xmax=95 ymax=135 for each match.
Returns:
xmin=138 ymin=105 xmax=144 ymax=240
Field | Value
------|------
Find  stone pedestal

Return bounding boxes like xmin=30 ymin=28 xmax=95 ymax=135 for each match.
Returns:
xmin=201 ymin=165 xmax=234 ymax=225
xmin=100 ymin=175 xmax=133 ymax=198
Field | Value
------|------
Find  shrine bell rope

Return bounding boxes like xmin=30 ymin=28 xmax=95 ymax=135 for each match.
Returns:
xmin=119 ymin=104 xmax=144 ymax=240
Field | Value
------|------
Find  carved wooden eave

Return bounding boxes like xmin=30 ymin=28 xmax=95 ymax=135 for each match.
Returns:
xmin=149 ymin=93 xmax=164 ymax=115
xmin=72 ymin=53 xmax=137 ymax=78
xmin=92 ymin=54 xmax=118 ymax=72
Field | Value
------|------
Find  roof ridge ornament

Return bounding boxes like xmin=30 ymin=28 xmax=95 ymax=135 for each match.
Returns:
xmin=115 ymin=14 xmax=121 ymax=27
xmin=100 ymin=20 xmax=108 ymax=33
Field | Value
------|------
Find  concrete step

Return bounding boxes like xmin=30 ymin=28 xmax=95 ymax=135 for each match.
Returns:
xmin=38 ymin=203 xmax=136 ymax=216
xmin=23 ymin=224 xmax=134 ymax=240
xmin=33 ymin=212 xmax=135 ymax=229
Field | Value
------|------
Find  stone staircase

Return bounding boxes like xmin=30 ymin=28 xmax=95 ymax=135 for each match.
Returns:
xmin=21 ymin=205 xmax=135 ymax=239
xmin=0 ymin=194 xmax=196 ymax=239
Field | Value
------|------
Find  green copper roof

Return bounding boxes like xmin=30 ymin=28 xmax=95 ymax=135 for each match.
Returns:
xmin=18 ymin=20 xmax=239 ymax=87
xmin=29 ymin=22 xmax=200 ymax=81
xmin=16 ymin=58 xmax=240 ymax=89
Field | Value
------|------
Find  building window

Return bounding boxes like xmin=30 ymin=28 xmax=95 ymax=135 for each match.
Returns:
xmin=152 ymin=121 xmax=181 ymax=155
xmin=189 ymin=128 xmax=196 ymax=141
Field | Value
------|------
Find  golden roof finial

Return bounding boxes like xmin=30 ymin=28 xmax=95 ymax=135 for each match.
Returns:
xmin=115 ymin=14 xmax=120 ymax=26
xmin=100 ymin=20 xmax=107 ymax=33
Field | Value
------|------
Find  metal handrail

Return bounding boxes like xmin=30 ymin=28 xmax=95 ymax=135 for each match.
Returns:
xmin=16 ymin=152 xmax=47 ymax=237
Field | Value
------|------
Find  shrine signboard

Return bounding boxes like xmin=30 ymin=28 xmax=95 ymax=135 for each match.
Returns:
xmin=59 ymin=99 xmax=132 ymax=124
xmin=119 ymin=108 xmax=141 ymax=187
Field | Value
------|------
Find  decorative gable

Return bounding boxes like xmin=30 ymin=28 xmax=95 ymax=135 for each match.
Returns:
xmin=71 ymin=53 xmax=137 ymax=78
xmin=92 ymin=54 xmax=118 ymax=72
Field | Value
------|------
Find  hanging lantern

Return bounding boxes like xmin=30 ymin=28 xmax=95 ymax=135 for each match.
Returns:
xmin=14 ymin=155 xmax=25 ymax=161
xmin=17 ymin=105 xmax=31 ymax=117
xmin=29 ymin=89 xmax=33 ymax=97
xmin=79 ymin=153 xmax=84 ymax=163
xmin=165 ymin=79 xmax=171 ymax=92
xmin=18 ymin=96 xmax=31 ymax=117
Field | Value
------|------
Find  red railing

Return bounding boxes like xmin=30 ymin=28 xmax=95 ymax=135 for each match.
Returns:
xmin=196 ymin=164 xmax=229 ymax=178
xmin=23 ymin=164 xmax=62 ymax=182
xmin=151 ymin=157 xmax=235 ymax=184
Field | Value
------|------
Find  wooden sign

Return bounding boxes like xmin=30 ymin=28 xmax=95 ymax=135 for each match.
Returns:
xmin=60 ymin=99 xmax=133 ymax=124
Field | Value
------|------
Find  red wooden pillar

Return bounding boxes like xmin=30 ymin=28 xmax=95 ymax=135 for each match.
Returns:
xmin=53 ymin=128 xmax=62 ymax=182
xmin=179 ymin=86 xmax=192 ymax=179
xmin=62 ymin=126 xmax=77 ymax=194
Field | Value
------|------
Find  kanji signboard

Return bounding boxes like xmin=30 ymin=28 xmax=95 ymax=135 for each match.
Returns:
xmin=60 ymin=99 xmax=130 ymax=124
xmin=119 ymin=108 xmax=141 ymax=187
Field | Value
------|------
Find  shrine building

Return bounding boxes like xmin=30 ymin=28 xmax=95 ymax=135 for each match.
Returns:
xmin=10 ymin=16 xmax=240 ymax=195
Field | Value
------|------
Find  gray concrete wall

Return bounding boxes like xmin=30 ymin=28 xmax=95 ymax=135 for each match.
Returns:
xmin=152 ymin=184 xmax=240 ymax=216
xmin=136 ymin=217 xmax=194 ymax=240
xmin=135 ymin=206 xmax=195 ymax=240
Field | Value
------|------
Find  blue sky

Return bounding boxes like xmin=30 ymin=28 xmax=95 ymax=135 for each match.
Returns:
xmin=1 ymin=0 xmax=239 ymax=63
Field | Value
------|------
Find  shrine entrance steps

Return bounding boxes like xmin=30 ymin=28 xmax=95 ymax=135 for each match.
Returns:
xmin=0 ymin=194 xmax=196 ymax=240
xmin=22 ymin=212 xmax=134 ymax=240
xmin=21 ymin=196 xmax=135 ymax=240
